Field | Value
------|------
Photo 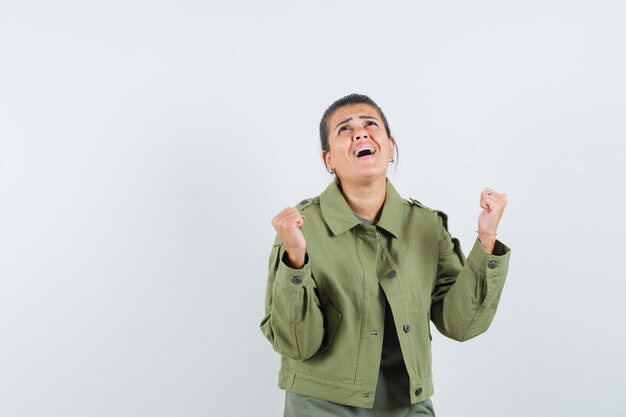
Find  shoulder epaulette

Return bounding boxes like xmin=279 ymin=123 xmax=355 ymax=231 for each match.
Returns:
xmin=409 ymin=197 xmax=451 ymax=231
xmin=295 ymin=196 xmax=317 ymax=211
xmin=409 ymin=197 xmax=437 ymax=213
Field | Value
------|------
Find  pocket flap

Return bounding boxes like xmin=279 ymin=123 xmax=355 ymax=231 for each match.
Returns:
xmin=313 ymin=301 xmax=342 ymax=357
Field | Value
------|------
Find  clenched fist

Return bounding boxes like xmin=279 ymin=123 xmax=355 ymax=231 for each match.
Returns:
xmin=477 ymin=187 xmax=508 ymax=253
xmin=271 ymin=207 xmax=307 ymax=269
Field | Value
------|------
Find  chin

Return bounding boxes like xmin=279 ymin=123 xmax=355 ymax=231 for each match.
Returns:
xmin=348 ymin=169 xmax=387 ymax=182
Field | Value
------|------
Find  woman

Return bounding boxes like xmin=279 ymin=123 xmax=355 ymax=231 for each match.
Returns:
xmin=260 ymin=93 xmax=511 ymax=416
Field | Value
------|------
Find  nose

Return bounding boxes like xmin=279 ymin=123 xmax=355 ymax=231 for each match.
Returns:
xmin=353 ymin=129 xmax=369 ymax=141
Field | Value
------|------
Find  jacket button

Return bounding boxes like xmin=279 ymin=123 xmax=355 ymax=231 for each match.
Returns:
xmin=387 ymin=270 xmax=397 ymax=278
xmin=299 ymin=199 xmax=308 ymax=205
xmin=415 ymin=387 xmax=422 ymax=396
xmin=291 ymin=276 xmax=302 ymax=285
xmin=488 ymin=260 xmax=497 ymax=269
xmin=375 ymin=232 xmax=381 ymax=240
xmin=403 ymin=324 xmax=411 ymax=333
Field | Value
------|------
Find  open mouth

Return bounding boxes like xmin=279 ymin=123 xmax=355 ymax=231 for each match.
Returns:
xmin=354 ymin=146 xmax=376 ymax=158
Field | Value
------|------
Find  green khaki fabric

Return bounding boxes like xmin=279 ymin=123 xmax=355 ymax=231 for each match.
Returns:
xmin=260 ymin=177 xmax=511 ymax=409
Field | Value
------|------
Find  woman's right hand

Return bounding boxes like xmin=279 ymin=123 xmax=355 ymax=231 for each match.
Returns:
xmin=271 ymin=208 xmax=307 ymax=269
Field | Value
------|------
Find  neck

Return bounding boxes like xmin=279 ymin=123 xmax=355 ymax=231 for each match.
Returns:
xmin=338 ymin=176 xmax=387 ymax=222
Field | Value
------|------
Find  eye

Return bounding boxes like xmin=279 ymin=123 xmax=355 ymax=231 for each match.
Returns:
xmin=338 ymin=126 xmax=348 ymax=133
xmin=366 ymin=120 xmax=378 ymax=127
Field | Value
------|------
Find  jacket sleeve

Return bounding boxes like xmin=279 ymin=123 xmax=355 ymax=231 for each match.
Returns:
xmin=430 ymin=211 xmax=511 ymax=342
xmin=259 ymin=237 xmax=325 ymax=361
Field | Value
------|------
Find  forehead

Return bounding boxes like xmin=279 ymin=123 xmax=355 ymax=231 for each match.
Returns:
xmin=328 ymin=103 xmax=381 ymax=124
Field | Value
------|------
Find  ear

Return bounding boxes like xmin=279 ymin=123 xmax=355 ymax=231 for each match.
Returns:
xmin=322 ymin=150 xmax=333 ymax=171
xmin=388 ymin=137 xmax=395 ymax=159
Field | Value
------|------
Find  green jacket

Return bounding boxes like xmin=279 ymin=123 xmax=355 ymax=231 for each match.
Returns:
xmin=260 ymin=178 xmax=511 ymax=408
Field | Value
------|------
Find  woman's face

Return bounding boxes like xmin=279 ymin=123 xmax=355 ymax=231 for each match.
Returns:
xmin=323 ymin=103 xmax=394 ymax=183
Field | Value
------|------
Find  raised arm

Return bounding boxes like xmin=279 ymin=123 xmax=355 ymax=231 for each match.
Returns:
xmin=259 ymin=208 xmax=325 ymax=360
xmin=430 ymin=188 xmax=511 ymax=341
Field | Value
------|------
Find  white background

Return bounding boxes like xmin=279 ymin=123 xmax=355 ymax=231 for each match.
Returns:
xmin=1 ymin=1 xmax=625 ymax=416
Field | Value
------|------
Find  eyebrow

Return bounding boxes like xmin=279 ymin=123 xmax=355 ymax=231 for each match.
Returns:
xmin=335 ymin=115 xmax=379 ymax=131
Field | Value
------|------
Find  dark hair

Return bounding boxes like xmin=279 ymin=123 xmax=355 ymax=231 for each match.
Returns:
xmin=319 ymin=93 xmax=398 ymax=169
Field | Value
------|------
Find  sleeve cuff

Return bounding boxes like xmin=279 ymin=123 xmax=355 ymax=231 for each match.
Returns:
xmin=277 ymin=250 xmax=313 ymax=287
xmin=467 ymin=237 xmax=511 ymax=276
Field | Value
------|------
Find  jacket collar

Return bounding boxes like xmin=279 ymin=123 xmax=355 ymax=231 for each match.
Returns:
xmin=319 ymin=177 xmax=403 ymax=238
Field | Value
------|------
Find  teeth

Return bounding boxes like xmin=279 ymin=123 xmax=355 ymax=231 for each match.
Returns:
xmin=354 ymin=146 xmax=376 ymax=157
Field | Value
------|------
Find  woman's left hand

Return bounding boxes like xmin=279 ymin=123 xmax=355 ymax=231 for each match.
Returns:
xmin=478 ymin=187 xmax=508 ymax=235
